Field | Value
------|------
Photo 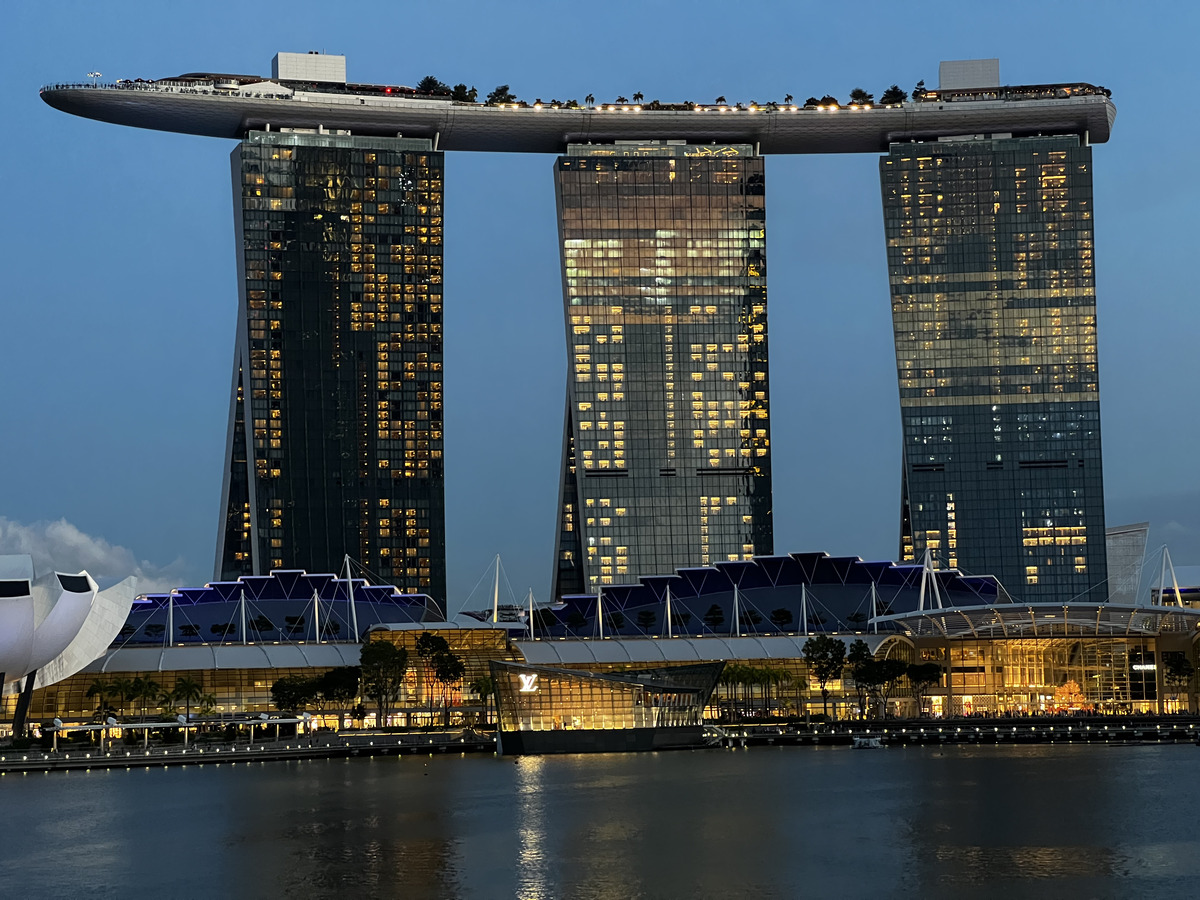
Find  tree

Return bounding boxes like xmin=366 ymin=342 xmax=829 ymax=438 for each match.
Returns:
xmin=131 ymin=676 xmax=161 ymax=720
xmin=249 ymin=614 xmax=275 ymax=635
xmin=361 ymin=639 xmax=410 ymax=726
xmin=486 ymin=84 xmax=518 ymax=105
xmin=906 ymin=662 xmax=943 ymax=717
xmin=770 ymin=608 xmax=793 ymax=628
xmin=636 ymin=609 xmax=657 ymax=631
xmin=450 ymin=83 xmax=475 ymax=102
xmin=632 ymin=92 xmax=644 ymax=104
xmin=847 ymin=639 xmax=874 ymax=720
xmin=531 ymin=608 xmax=558 ymax=636
xmin=109 ymin=677 xmax=136 ymax=715
xmin=416 ymin=633 xmax=452 ymax=722
xmin=317 ymin=667 xmax=361 ymax=715
xmin=566 ymin=610 xmax=588 ymax=634
xmin=703 ymin=604 xmax=725 ymax=631
xmin=468 ymin=675 xmax=495 ymax=726
xmin=848 ymin=87 xmax=874 ymax=105
xmin=198 ymin=692 xmax=218 ymax=717
xmin=211 ymin=622 xmax=237 ymax=639
xmin=271 ymin=674 xmax=317 ymax=712
xmin=880 ymin=84 xmax=908 ymax=105
xmin=85 ymin=678 xmax=112 ymax=717
xmin=871 ymin=658 xmax=909 ymax=717
xmin=416 ymin=75 xmax=450 ymax=95
xmin=173 ymin=676 xmax=204 ymax=723
xmin=846 ymin=612 xmax=868 ymax=628
xmin=609 ymin=611 xmax=626 ymax=631
xmin=802 ymin=635 xmax=846 ymax=720
xmin=1163 ymin=653 xmax=1195 ymax=708
xmin=912 ymin=79 xmax=927 ymax=100
xmin=615 ymin=95 xmax=629 ymax=104
xmin=783 ymin=93 xmax=794 ymax=104
xmin=745 ymin=609 xmax=764 ymax=628
xmin=818 ymin=95 xmax=840 ymax=107
xmin=432 ymin=650 xmax=466 ymax=726
xmin=714 ymin=95 xmax=726 ymax=105
xmin=585 ymin=93 xmax=595 ymax=107
xmin=804 ymin=97 xmax=821 ymax=107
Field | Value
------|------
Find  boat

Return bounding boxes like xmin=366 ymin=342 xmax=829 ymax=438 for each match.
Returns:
xmin=852 ymin=736 xmax=883 ymax=749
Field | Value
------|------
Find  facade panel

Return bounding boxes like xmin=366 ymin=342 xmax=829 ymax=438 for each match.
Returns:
xmin=217 ymin=132 xmax=446 ymax=601
xmin=552 ymin=144 xmax=772 ymax=599
xmin=881 ymin=136 xmax=1107 ymax=602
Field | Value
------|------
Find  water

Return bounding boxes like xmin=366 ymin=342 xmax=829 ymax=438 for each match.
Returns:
xmin=3 ymin=744 xmax=1199 ymax=899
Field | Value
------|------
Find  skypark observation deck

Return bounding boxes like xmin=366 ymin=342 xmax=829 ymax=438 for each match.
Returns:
xmin=39 ymin=78 xmax=1115 ymax=152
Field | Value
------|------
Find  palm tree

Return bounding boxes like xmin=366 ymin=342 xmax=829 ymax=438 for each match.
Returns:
xmin=615 ymin=95 xmax=629 ymax=104
xmin=173 ymin=676 xmax=204 ymax=723
xmin=85 ymin=678 xmax=112 ymax=717
xmin=198 ymin=692 xmax=218 ymax=716
xmin=131 ymin=676 xmax=161 ymax=720
xmin=632 ymin=92 xmax=644 ymax=104
xmin=585 ymin=93 xmax=594 ymax=107
xmin=784 ymin=93 xmax=794 ymax=104
xmin=468 ymin=675 xmax=495 ymax=726
xmin=109 ymin=677 xmax=136 ymax=715
xmin=714 ymin=95 xmax=726 ymax=105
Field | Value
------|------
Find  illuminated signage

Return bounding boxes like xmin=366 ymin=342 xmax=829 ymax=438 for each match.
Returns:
xmin=1131 ymin=664 xmax=1156 ymax=672
xmin=518 ymin=673 xmax=539 ymax=693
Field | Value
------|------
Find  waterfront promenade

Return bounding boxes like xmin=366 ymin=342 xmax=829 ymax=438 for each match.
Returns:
xmin=4 ymin=715 xmax=1198 ymax=773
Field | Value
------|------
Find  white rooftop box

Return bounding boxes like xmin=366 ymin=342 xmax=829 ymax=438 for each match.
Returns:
xmin=272 ymin=52 xmax=347 ymax=84
xmin=939 ymin=59 xmax=1000 ymax=90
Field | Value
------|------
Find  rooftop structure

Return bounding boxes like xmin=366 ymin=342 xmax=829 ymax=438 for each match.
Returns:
xmin=40 ymin=55 xmax=1115 ymax=153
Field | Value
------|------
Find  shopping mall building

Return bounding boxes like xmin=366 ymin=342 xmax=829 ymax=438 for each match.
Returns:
xmin=6 ymin=549 xmax=1198 ymax=739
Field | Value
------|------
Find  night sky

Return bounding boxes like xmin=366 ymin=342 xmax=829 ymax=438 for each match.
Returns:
xmin=3 ymin=1 xmax=1196 ymax=610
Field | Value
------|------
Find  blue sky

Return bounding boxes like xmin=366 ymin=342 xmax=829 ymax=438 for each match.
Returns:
xmin=2 ymin=0 xmax=1197 ymax=608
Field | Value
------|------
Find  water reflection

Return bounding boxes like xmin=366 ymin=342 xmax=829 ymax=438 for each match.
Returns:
xmin=3 ymin=745 xmax=1200 ymax=899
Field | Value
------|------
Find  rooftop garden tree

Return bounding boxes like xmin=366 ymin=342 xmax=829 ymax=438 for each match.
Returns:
xmin=636 ymin=609 xmax=657 ymax=632
xmin=770 ymin=608 xmax=793 ymax=628
xmin=485 ymin=84 xmax=518 ymax=104
xmin=804 ymin=97 xmax=821 ymax=107
xmin=818 ymin=95 xmax=840 ymax=107
xmin=880 ymin=84 xmax=908 ymax=104
xmin=848 ymin=87 xmax=874 ymax=105
xmin=450 ymin=83 xmax=478 ymax=103
xmin=703 ymin=604 xmax=725 ymax=631
xmin=416 ymin=75 xmax=451 ymax=95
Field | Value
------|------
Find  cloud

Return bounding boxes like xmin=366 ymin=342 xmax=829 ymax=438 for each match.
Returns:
xmin=0 ymin=517 xmax=189 ymax=594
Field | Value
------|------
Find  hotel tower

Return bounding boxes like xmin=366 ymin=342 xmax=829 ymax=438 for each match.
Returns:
xmin=881 ymin=134 xmax=1107 ymax=602
xmin=215 ymin=127 xmax=447 ymax=600
xmin=551 ymin=144 xmax=773 ymax=599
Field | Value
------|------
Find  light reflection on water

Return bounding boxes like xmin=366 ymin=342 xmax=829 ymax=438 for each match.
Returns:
xmin=3 ymin=745 xmax=1200 ymax=899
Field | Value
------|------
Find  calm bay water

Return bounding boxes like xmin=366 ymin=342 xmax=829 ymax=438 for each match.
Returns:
xmin=4 ymin=743 xmax=1199 ymax=899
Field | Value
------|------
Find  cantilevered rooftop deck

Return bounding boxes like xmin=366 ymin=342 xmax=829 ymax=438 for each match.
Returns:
xmin=40 ymin=78 xmax=1115 ymax=152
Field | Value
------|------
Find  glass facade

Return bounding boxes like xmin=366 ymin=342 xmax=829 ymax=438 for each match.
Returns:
xmin=217 ymin=132 xmax=446 ymax=601
xmin=491 ymin=661 xmax=720 ymax=734
xmin=880 ymin=137 xmax=1107 ymax=603
xmin=552 ymin=143 xmax=772 ymax=599
xmin=919 ymin=637 xmax=1168 ymax=716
